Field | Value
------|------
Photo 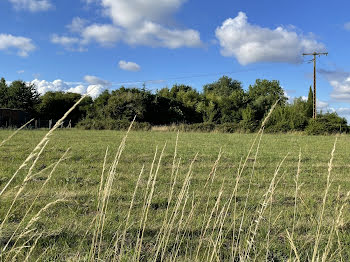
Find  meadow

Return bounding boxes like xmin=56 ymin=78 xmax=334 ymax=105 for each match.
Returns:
xmin=1 ymin=127 xmax=350 ymax=261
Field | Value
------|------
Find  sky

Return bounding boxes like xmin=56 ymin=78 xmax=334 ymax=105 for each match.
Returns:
xmin=1 ymin=0 xmax=350 ymax=119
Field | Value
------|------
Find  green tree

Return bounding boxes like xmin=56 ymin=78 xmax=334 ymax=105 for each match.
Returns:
xmin=203 ymin=76 xmax=242 ymax=97
xmin=86 ymin=90 xmax=111 ymax=119
xmin=38 ymin=92 xmax=92 ymax=124
xmin=247 ymin=79 xmax=287 ymax=123
xmin=106 ymin=88 xmax=151 ymax=122
xmin=7 ymin=80 xmax=40 ymax=113
xmin=306 ymin=86 xmax=313 ymax=118
xmin=0 ymin=77 xmax=8 ymax=108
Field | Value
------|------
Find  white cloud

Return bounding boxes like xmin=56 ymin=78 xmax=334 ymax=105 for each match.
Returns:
xmin=31 ymin=76 xmax=110 ymax=98
xmin=84 ymin=75 xmax=111 ymax=86
xmin=124 ymin=21 xmax=201 ymax=48
xmin=320 ymin=69 xmax=350 ymax=102
xmin=67 ymin=17 xmax=88 ymax=33
xmin=101 ymin=0 xmax=186 ymax=28
xmin=52 ymin=0 xmax=201 ymax=50
xmin=32 ymin=79 xmax=70 ymax=94
xmin=0 ymin=34 xmax=36 ymax=57
xmin=82 ymin=24 xmax=122 ymax=46
xmin=215 ymin=12 xmax=326 ymax=65
xmin=17 ymin=70 xmax=25 ymax=74
xmin=51 ymin=35 xmax=80 ymax=46
xmin=67 ymin=85 xmax=86 ymax=94
xmin=87 ymin=85 xmax=106 ymax=98
xmin=317 ymin=99 xmax=329 ymax=111
xmin=51 ymin=34 xmax=87 ymax=52
xmin=118 ymin=60 xmax=141 ymax=72
xmin=9 ymin=0 xmax=52 ymax=12
xmin=344 ymin=22 xmax=350 ymax=31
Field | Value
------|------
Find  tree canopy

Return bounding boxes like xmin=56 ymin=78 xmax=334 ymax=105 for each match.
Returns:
xmin=0 ymin=75 xmax=347 ymax=134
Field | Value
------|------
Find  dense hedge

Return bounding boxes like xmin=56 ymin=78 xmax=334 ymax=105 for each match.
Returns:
xmin=1 ymin=76 xmax=348 ymax=134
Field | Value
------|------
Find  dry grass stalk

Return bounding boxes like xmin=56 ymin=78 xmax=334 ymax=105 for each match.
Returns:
xmin=135 ymin=143 xmax=167 ymax=262
xmin=152 ymin=132 xmax=180 ymax=257
xmin=2 ymin=148 xmax=70 ymax=253
xmin=243 ymin=153 xmax=289 ymax=260
xmin=289 ymin=148 xmax=302 ymax=260
xmin=23 ymin=233 xmax=42 ymax=262
xmin=116 ymin=165 xmax=145 ymax=260
xmin=321 ymin=190 xmax=350 ymax=261
xmin=170 ymin=193 xmax=196 ymax=261
xmin=0 ymin=118 xmax=34 ymax=148
xmin=160 ymin=155 xmax=198 ymax=261
xmin=311 ymin=137 xmax=337 ymax=262
xmin=155 ymin=153 xmax=197 ymax=262
xmin=0 ymin=139 xmax=50 ymax=236
xmin=0 ymin=94 xmax=87 ymax=197
xmin=286 ymin=230 xmax=301 ymax=262
xmin=233 ymin=128 xmax=265 ymax=259
xmin=195 ymin=183 xmax=224 ymax=261
xmin=6 ymin=199 xmax=65 ymax=261
xmin=89 ymin=117 xmax=135 ymax=261
xmin=195 ymin=150 xmax=222 ymax=254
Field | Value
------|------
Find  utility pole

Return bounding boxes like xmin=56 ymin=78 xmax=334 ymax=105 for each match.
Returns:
xmin=302 ymin=52 xmax=328 ymax=119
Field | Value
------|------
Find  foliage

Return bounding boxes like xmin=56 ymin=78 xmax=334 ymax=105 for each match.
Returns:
xmin=305 ymin=113 xmax=349 ymax=135
xmin=0 ymin=78 xmax=40 ymax=114
xmin=38 ymin=92 xmax=93 ymax=124
xmin=0 ymin=75 xmax=348 ymax=134
xmin=77 ymin=118 xmax=151 ymax=131
xmin=265 ymin=98 xmax=309 ymax=133
xmin=306 ymin=86 xmax=313 ymax=118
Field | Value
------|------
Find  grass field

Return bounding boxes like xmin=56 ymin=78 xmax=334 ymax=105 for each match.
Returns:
xmin=1 ymin=128 xmax=350 ymax=261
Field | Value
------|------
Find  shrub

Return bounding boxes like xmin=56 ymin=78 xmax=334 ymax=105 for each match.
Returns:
xmin=305 ymin=113 xmax=349 ymax=135
xmin=215 ymin=123 xmax=239 ymax=133
xmin=76 ymin=118 xmax=151 ymax=131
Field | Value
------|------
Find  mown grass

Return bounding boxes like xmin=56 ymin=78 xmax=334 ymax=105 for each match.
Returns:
xmin=1 ymin=128 xmax=350 ymax=261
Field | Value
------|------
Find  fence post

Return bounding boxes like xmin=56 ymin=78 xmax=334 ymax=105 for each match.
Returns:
xmin=35 ymin=120 xmax=38 ymax=129
xmin=49 ymin=119 xmax=52 ymax=129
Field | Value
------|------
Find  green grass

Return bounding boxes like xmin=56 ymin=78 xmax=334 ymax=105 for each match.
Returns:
xmin=1 ymin=129 xmax=350 ymax=261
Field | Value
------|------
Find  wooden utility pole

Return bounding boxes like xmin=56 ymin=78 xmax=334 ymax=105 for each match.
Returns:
xmin=302 ymin=52 xmax=328 ymax=119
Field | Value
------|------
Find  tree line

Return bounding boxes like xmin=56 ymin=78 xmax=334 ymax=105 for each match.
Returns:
xmin=0 ymin=76 xmax=347 ymax=134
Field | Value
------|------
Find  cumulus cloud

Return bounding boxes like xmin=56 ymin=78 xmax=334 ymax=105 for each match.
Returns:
xmin=52 ymin=0 xmax=202 ymax=50
xmin=317 ymin=99 xmax=329 ymax=111
xmin=32 ymin=79 xmax=71 ymax=94
xmin=124 ymin=21 xmax=201 ymax=48
xmin=87 ymin=85 xmax=106 ymax=98
xmin=50 ymin=34 xmax=86 ymax=52
xmin=118 ymin=60 xmax=141 ymax=72
xmin=101 ymin=0 xmax=185 ymax=27
xmin=67 ymin=17 xmax=88 ymax=33
xmin=84 ymin=75 xmax=111 ymax=86
xmin=51 ymin=35 xmax=80 ymax=45
xmin=0 ymin=34 xmax=36 ymax=56
xmin=82 ymin=24 xmax=122 ymax=46
xmin=319 ymin=69 xmax=350 ymax=102
xmin=215 ymin=12 xmax=326 ymax=65
xmin=9 ymin=0 xmax=53 ymax=12
xmin=31 ymin=76 xmax=110 ymax=98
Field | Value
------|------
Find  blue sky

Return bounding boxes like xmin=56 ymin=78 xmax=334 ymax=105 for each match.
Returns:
xmin=1 ymin=0 xmax=350 ymax=118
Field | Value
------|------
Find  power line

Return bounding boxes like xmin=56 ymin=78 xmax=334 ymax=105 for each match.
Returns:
xmin=109 ymin=67 xmax=270 ymax=87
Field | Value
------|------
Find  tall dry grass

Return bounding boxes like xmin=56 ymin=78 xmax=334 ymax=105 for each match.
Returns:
xmin=1 ymin=99 xmax=349 ymax=261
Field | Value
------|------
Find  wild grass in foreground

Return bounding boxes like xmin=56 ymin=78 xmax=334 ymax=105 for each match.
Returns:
xmin=1 ymin=124 xmax=350 ymax=260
